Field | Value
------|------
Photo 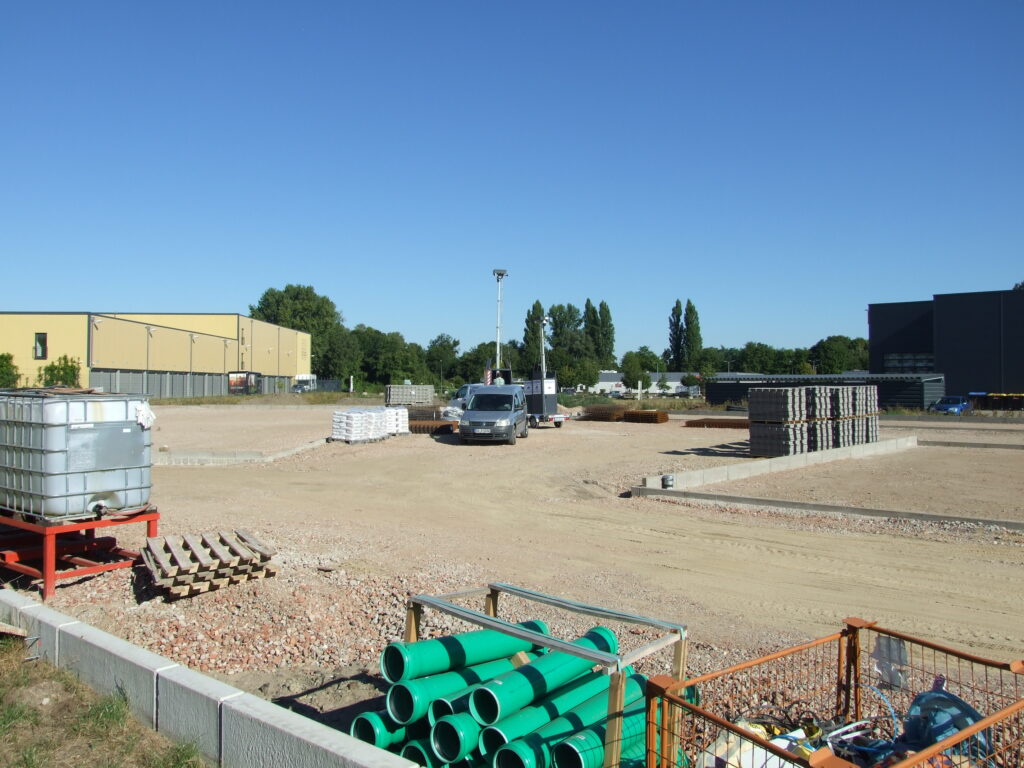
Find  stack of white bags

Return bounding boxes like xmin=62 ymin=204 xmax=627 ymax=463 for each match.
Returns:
xmin=331 ymin=406 xmax=410 ymax=443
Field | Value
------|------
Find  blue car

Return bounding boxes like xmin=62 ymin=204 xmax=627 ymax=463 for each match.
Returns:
xmin=929 ymin=395 xmax=972 ymax=415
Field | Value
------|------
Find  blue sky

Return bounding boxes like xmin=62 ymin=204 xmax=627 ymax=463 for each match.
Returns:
xmin=2 ymin=2 xmax=1021 ymax=358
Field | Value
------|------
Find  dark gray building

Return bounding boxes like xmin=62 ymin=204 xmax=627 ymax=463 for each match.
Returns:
xmin=868 ymin=289 xmax=1024 ymax=395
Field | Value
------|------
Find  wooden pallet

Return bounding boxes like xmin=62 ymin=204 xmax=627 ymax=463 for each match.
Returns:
xmin=142 ymin=529 xmax=278 ymax=598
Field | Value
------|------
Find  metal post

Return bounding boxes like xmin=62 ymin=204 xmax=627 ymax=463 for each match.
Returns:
xmin=540 ymin=316 xmax=551 ymax=418
xmin=493 ymin=269 xmax=507 ymax=371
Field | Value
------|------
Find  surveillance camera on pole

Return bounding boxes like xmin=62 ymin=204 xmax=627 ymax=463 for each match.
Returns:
xmin=493 ymin=269 xmax=507 ymax=370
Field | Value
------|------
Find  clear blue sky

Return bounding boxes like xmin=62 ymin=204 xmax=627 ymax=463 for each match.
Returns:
xmin=3 ymin=2 xmax=1021 ymax=358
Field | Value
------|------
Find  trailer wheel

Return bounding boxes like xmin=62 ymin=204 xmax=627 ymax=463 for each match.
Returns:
xmin=555 ymin=420 xmax=563 ymax=428
xmin=529 ymin=416 xmax=539 ymax=429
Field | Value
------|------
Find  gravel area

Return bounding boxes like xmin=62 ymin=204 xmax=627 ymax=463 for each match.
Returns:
xmin=4 ymin=407 xmax=1023 ymax=734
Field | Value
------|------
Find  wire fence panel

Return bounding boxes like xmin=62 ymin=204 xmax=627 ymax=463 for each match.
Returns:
xmin=645 ymin=619 xmax=1023 ymax=768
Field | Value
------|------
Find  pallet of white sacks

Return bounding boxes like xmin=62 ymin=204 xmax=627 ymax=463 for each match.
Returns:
xmin=141 ymin=529 xmax=278 ymax=598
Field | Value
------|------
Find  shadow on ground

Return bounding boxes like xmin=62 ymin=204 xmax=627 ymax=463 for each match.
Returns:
xmin=271 ymin=669 xmax=388 ymax=732
xmin=662 ymin=441 xmax=751 ymax=458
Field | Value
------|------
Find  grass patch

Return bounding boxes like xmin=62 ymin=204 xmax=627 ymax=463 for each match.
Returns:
xmin=0 ymin=635 xmax=208 ymax=767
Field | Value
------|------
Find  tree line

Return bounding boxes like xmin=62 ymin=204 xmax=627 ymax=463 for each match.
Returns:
xmin=250 ymin=284 xmax=869 ymax=391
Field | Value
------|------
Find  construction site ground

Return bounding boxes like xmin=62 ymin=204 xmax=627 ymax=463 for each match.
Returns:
xmin=7 ymin=404 xmax=1023 ymax=734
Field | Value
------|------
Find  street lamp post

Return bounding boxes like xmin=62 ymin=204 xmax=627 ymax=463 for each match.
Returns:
xmin=493 ymin=269 xmax=507 ymax=371
xmin=540 ymin=315 xmax=551 ymax=381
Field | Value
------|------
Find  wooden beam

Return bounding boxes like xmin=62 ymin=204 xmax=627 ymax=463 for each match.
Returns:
xmin=405 ymin=602 xmax=422 ymax=643
xmin=603 ymin=670 xmax=627 ymax=768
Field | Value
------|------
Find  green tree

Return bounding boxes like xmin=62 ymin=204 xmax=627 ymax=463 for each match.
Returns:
xmin=351 ymin=326 xmax=428 ymax=384
xmin=632 ymin=345 xmax=662 ymax=373
xmin=656 ymin=373 xmax=670 ymax=394
xmin=809 ymin=335 xmax=868 ymax=374
xmin=575 ymin=357 xmax=600 ymax=389
xmin=667 ymin=300 xmax=684 ymax=371
xmin=0 ymin=353 xmax=19 ymax=388
xmin=620 ymin=352 xmax=651 ymax=391
xmin=522 ymin=301 xmax=546 ymax=377
xmin=546 ymin=303 xmax=594 ymax=375
xmin=1013 ymin=281 xmax=1023 ymax=290
xmin=39 ymin=355 xmax=81 ymax=387
xmin=683 ymin=299 xmax=702 ymax=371
xmin=250 ymin=285 xmax=343 ymax=379
xmin=454 ymin=342 xmax=494 ymax=383
xmin=737 ymin=341 xmax=775 ymax=373
xmin=426 ymin=334 xmax=460 ymax=383
xmin=697 ymin=358 xmax=717 ymax=396
xmin=321 ymin=324 xmax=363 ymax=383
xmin=596 ymin=301 xmax=615 ymax=368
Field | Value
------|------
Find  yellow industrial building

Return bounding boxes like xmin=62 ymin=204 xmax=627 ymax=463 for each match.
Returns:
xmin=0 ymin=312 xmax=311 ymax=396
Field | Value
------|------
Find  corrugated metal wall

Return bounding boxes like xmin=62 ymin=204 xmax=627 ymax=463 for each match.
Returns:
xmin=89 ymin=369 xmax=291 ymax=398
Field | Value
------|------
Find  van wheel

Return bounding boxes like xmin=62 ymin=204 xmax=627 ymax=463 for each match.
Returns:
xmin=507 ymin=431 xmax=516 ymax=446
xmin=520 ymin=422 xmax=529 ymax=438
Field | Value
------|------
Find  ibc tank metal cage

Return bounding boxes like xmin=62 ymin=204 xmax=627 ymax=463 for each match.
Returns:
xmin=0 ymin=388 xmax=153 ymax=522
xmin=644 ymin=617 xmax=1024 ymax=768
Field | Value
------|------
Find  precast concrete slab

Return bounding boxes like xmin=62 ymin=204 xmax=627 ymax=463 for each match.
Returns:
xmin=158 ymin=665 xmax=245 ymax=764
xmin=222 ymin=693 xmax=417 ymax=768
xmin=0 ymin=594 xmax=80 ymax=664
xmin=59 ymin=622 xmax=178 ymax=727
xmin=0 ymin=587 xmax=39 ymax=624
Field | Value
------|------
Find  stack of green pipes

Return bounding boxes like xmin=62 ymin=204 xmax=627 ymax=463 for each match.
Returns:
xmin=350 ymin=622 xmax=650 ymax=768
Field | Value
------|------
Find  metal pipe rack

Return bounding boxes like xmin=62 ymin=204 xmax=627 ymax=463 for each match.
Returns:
xmin=0 ymin=504 xmax=160 ymax=600
xmin=404 ymin=582 xmax=687 ymax=768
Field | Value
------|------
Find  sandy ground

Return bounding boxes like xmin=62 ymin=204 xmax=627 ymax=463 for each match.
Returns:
xmin=7 ymin=405 xmax=1024 ymax=732
xmin=143 ymin=407 xmax=1024 ymax=655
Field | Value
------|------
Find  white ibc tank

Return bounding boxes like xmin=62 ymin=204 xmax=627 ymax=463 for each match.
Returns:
xmin=0 ymin=390 xmax=154 ymax=521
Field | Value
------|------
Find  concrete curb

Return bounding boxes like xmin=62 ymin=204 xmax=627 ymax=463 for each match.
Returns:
xmin=637 ymin=436 xmax=918 ymax=493
xmin=918 ymin=440 xmax=1024 ymax=451
xmin=0 ymin=588 xmax=414 ymax=768
xmin=635 ymin=490 xmax=1024 ymax=532
xmin=153 ymin=439 xmax=327 ymax=466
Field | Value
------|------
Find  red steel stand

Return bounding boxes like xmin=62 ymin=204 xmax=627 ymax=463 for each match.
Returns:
xmin=0 ymin=505 xmax=160 ymax=600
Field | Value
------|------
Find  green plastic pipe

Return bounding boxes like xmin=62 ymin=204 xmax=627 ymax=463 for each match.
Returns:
xmin=478 ymin=667 xmax=634 ymax=757
xmin=389 ymin=652 xmax=541 ymax=725
xmin=428 ymin=682 xmax=478 ymax=726
xmin=381 ymin=620 xmax=549 ymax=683
xmin=492 ymin=673 xmax=646 ymax=768
xmin=550 ymin=697 xmax=648 ymax=768
xmin=349 ymin=708 xmax=413 ymax=750
xmin=402 ymin=737 xmax=439 ymax=767
xmin=432 ymin=710 xmax=484 ymax=763
xmin=469 ymin=627 xmax=618 ymax=726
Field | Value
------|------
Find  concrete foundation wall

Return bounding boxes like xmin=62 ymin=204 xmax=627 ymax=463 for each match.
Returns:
xmin=638 ymin=436 xmax=918 ymax=494
xmin=0 ymin=589 xmax=414 ymax=768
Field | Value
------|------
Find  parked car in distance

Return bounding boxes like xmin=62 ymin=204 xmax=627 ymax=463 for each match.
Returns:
xmin=449 ymin=383 xmax=486 ymax=409
xmin=928 ymin=395 xmax=972 ymax=415
xmin=458 ymin=385 xmax=528 ymax=445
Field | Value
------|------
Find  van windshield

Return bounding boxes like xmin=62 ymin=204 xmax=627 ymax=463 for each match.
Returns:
xmin=468 ymin=394 xmax=514 ymax=411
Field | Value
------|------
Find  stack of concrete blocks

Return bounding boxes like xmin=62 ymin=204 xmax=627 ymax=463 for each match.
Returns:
xmin=748 ymin=388 xmax=808 ymax=457
xmin=805 ymin=386 xmax=833 ymax=452
xmin=749 ymin=385 xmax=879 ymax=458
